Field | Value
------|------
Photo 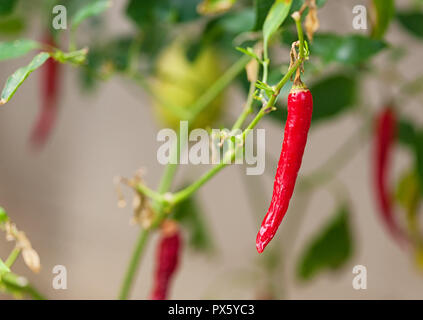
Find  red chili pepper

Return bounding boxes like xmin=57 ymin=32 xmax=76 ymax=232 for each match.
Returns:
xmin=374 ymin=107 xmax=405 ymax=243
xmin=30 ymin=33 xmax=61 ymax=148
xmin=150 ymin=221 xmax=182 ymax=300
xmin=256 ymin=82 xmax=313 ymax=253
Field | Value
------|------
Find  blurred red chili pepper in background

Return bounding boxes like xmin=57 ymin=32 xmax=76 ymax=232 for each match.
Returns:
xmin=150 ymin=221 xmax=182 ymax=300
xmin=256 ymin=80 xmax=313 ymax=254
xmin=374 ymin=107 xmax=406 ymax=244
xmin=30 ymin=32 xmax=61 ymax=148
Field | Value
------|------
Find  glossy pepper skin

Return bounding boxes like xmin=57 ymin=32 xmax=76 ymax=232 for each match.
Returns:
xmin=374 ymin=108 xmax=404 ymax=243
xmin=256 ymin=84 xmax=313 ymax=253
xmin=150 ymin=227 xmax=181 ymax=300
xmin=30 ymin=33 xmax=61 ymax=148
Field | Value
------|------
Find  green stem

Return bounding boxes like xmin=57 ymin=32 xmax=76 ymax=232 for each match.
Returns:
xmin=25 ymin=285 xmax=46 ymax=300
xmin=118 ymin=130 xmax=186 ymax=299
xmin=172 ymin=59 xmax=303 ymax=205
xmin=118 ymin=229 xmax=150 ymax=300
xmin=5 ymin=248 xmax=20 ymax=268
xmin=231 ymin=71 xmax=257 ymax=131
xmin=135 ymin=184 xmax=167 ymax=204
xmin=262 ymin=46 xmax=269 ymax=86
xmin=294 ymin=14 xmax=305 ymax=60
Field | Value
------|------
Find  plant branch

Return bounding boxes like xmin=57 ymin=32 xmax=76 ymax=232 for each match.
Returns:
xmin=231 ymin=67 xmax=257 ymax=131
xmin=171 ymin=59 xmax=304 ymax=205
xmin=5 ymin=248 xmax=20 ymax=268
xmin=118 ymin=229 xmax=150 ymax=300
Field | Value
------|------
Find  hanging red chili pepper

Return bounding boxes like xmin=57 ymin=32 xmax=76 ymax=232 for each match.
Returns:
xmin=256 ymin=80 xmax=313 ymax=253
xmin=150 ymin=221 xmax=182 ymax=300
xmin=374 ymin=107 xmax=405 ymax=244
xmin=30 ymin=32 xmax=61 ymax=148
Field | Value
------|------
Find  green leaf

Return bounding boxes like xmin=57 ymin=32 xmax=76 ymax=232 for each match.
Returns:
xmin=126 ymin=0 xmax=201 ymax=28
xmin=0 ymin=207 xmax=9 ymax=224
xmin=398 ymin=118 xmax=417 ymax=148
xmin=310 ymin=73 xmax=357 ymax=123
xmin=71 ymin=0 xmax=111 ymax=31
xmin=396 ymin=169 xmax=420 ymax=212
xmin=263 ymin=0 xmax=293 ymax=49
xmin=312 ymin=34 xmax=386 ymax=65
xmin=173 ymin=194 xmax=214 ymax=252
xmin=0 ymin=15 xmax=25 ymax=34
xmin=0 ymin=0 xmax=18 ymax=16
xmin=414 ymin=130 xmax=423 ymax=196
xmin=297 ymin=206 xmax=353 ymax=281
xmin=397 ymin=11 xmax=423 ymax=39
xmin=198 ymin=0 xmax=236 ymax=15
xmin=0 ymin=39 xmax=40 ymax=61
xmin=253 ymin=0 xmax=274 ymax=31
xmin=371 ymin=0 xmax=395 ymax=39
xmin=0 ymin=52 xmax=50 ymax=105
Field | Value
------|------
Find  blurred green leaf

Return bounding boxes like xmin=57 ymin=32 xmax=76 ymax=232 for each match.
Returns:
xmin=0 ymin=207 xmax=8 ymax=224
xmin=397 ymin=11 xmax=423 ymax=39
xmin=200 ymin=8 xmax=255 ymax=53
xmin=173 ymin=193 xmax=214 ymax=252
xmin=126 ymin=0 xmax=201 ymax=28
xmin=126 ymin=0 xmax=169 ymax=27
xmin=414 ymin=130 xmax=423 ymax=196
xmin=253 ymin=0 xmax=274 ymax=31
xmin=0 ymin=16 xmax=25 ymax=34
xmin=310 ymin=73 xmax=357 ymax=123
xmin=0 ymin=0 xmax=18 ymax=16
xmin=396 ymin=169 xmax=420 ymax=213
xmin=263 ymin=0 xmax=293 ymax=50
xmin=218 ymin=8 xmax=255 ymax=35
xmin=80 ymin=35 xmax=146 ymax=90
xmin=0 ymin=52 xmax=50 ymax=105
xmin=398 ymin=118 xmax=417 ymax=148
xmin=371 ymin=0 xmax=395 ymax=39
xmin=312 ymin=34 xmax=386 ymax=65
xmin=297 ymin=206 xmax=353 ymax=281
xmin=198 ymin=0 xmax=236 ymax=15
xmin=0 ymin=39 xmax=40 ymax=61
xmin=71 ymin=0 xmax=111 ymax=31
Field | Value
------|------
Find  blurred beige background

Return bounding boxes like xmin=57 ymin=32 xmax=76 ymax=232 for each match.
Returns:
xmin=1 ymin=0 xmax=423 ymax=299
